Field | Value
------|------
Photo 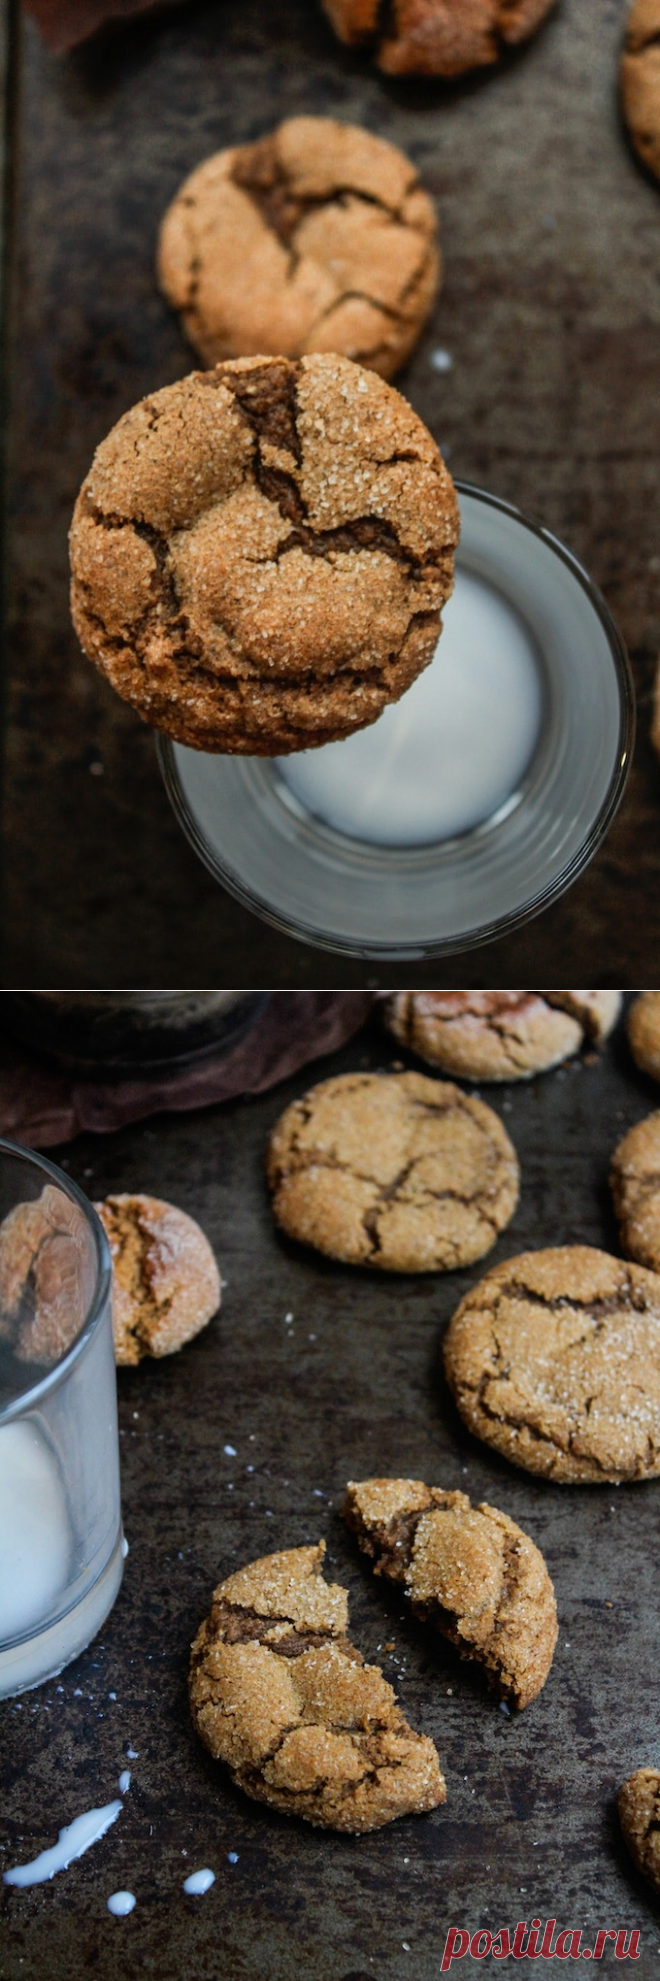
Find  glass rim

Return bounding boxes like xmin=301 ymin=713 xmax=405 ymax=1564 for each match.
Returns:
xmin=157 ymin=479 xmax=636 ymax=960
xmin=0 ymin=1137 xmax=113 ymax=1426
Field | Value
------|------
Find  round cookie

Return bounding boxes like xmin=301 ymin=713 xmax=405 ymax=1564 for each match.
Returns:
xmin=94 ymin=1193 xmax=220 ymax=1367
xmin=0 ymin=1184 xmax=92 ymax=1366
xmin=628 ymin=992 xmax=660 ymax=1082
xmin=69 ymin=354 xmax=459 ymax=755
xmin=443 ymin=1245 xmax=660 ymax=1483
xmin=621 ymin=0 xmax=660 ymax=182
xmin=610 ymin=1112 xmax=660 ymax=1273
xmin=267 ymin=1069 xmax=519 ymax=1273
xmin=321 ymin=0 xmax=556 ymax=78
xmin=344 ymin=1477 xmax=557 ymax=1710
xmin=385 ymin=991 xmax=621 ymax=1083
xmin=619 ymin=1768 xmax=660 ymax=1892
xmin=158 ymin=118 xmax=440 ymax=382
xmin=189 ymin=1542 xmax=445 ymax=1832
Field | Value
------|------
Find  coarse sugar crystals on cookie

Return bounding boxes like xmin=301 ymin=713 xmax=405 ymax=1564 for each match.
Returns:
xmin=69 ymin=354 xmax=459 ymax=755
xmin=267 ymin=1069 xmax=519 ymax=1272
xmin=384 ymin=991 xmax=621 ymax=1083
xmin=158 ymin=117 xmax=440 ymax=381
xmin=343 ymin=1477 xmax=557 ymax=1709
xmin=321 ymin=0 xmax=557 ymax=78
xmin=189 ymin=1542 xmax=445 ymax=1832
xmin=94 ymin=1193 xmax=220 ymax=1366
xmin=443 ymin=1245 xmax=660 ymax=1483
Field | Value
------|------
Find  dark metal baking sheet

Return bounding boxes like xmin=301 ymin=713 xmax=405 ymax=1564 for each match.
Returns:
xmin=2 ymin=1004 xmax=660 ymax=1976
xmin=1 ymin=0 xmax=659 ymax=986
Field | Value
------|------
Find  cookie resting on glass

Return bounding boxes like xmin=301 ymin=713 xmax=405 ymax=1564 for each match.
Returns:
xmin=320 ymin=0 xmax=557 ymax=78
xmin=68 ymin=354 xmax=458 ymax=755
xmin=158 ymin=117 xmax=440 ymax=381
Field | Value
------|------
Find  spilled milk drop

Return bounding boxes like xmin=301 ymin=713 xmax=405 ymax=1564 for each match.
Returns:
xmin=107 ymin=1891 xmax=135 ymax=1916
xmin=183 ymin=1868 xmax=215 ymax=1895
xmin=3 ymin=1802 xmax=122 ymax=1887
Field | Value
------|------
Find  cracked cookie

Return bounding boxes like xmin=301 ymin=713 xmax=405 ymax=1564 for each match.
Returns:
xmin=267 ymin=1070 xmax=519 ymax=1273
xmin=443 ymin=1245 xmax=660 ymax=1483
xmin=628 ymin=993 xmax=660 ymax=1083
xmin=611 ymin=1113 xmax=660 ymax=1274
xmin=621 ymin=0 xmax=660 ymax=181
xmin=343 ymin=1477 xmax=557 ymax=1709
xmin=94 ymin=1193 xmax=220 ymax=1367
xmin=384 ymin=991 xmax=621 ymax=1083
xmin=619 ymin=1768 xmax=660 ymax=1892
xmin=158 ymin=118 xmax=440 ymax=382
xmin=0 ymin=1185 xmax=93 ymax=1366
xmin=69 ymin=354 xmax=458 ymax=754
xmin=320 ymin=0 xmax=556 ymax=78
xmin=189 ymin=1542 xmax=445 ymax=1832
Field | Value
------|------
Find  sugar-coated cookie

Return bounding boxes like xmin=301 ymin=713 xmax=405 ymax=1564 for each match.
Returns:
xmin=189 ymin=1543 xmax=445 ymax=1832
xmin=321 ymin=0 xmax=556 ymax=78
xmin=70 ymin=355 xmax=458 ymax=755
xmin=0 ymin=1184 xmax=91 ymax=1365
xmin=95 ymin=1193 xmax=220 ymax=1366
xmin=621 ymin=0 xmax=660 ymax=181
xmin=443 ymin=1246 xmax=660 ymax=1482
xmin=159 ymin=118 xmax=439 ymax=381
xmin=619 ymin=1768 xmax=660 ymax=1891
xmin=385 ymin=991 xmax=621 ymax=1083
xmin=610 ymin=1112 xmax=660 ymax=1274
xmin=344 ymin=1477 xmax=557 ymax=1709
xmin=267 ymin=1070 xmax=519 ymax=1272
xmin=627 ymin=992 xmax=660 ymax=1082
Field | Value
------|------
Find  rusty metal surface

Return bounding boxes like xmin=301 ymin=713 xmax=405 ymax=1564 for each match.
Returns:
xmin=1 ymin=1005 xmax=660 ymax=1975
xmin=1 ymin=0 xmax=659 ymax=985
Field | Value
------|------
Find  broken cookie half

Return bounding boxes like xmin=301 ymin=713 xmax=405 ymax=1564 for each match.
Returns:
xmin=343 ymin=1478 xmax=557 ymax=1710
xmin=189 ymin=1542 xmax=445 ymax=1832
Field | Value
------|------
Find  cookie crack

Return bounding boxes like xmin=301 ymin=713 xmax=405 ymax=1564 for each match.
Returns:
xmin=230 ymin=133 xmax=420 ymax=251
xmin=491 ymin=1281 xmax=637 ymax=1323
xmin=472 ymin=1376 xmax=637 ymax=1474
xmin=214 ymin=360 xmax=438 ymax=577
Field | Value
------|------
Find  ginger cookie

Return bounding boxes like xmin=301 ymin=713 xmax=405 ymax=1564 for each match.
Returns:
xmin=267 ymin=1070 xmax=519 ymax=1273
xmin=384 ymin=991 xmax=621 ymax=1083
xmin=343 ymin=1477 xmax=557 ymax=1709
xmin=621 ymin=0 xmax=660 ymax=182
xmin=69 ymin=354 xmax=458 ymax=755
xmin=0 ymin=1185 xmax=93 ymax=1366
xmin=628 ymin=993 xmax=660 ymax=1082
xmin=610 ymin=1112 xmax=660 ymax=1274
xmin=94 ymin=1193 xmax=220 ymax=1367
xmin=443 ymin=1245 xmax=660 ymax=1483
xmin=321 ymin=0 xmax=556 ymax=79
xmin=189 ymin=1542 xmax=445 ymax=1832
xmin=158 ymin=118 xmax=439 ymax=382
xmin=619 ymin=1768 xmax=660 ymax=1892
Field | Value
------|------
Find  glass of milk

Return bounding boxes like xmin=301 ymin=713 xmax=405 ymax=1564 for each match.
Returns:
xmin=0 ymin=1140 xmax=123 ymax=1697
xmin=158 ymin=483 xmax=634 ymax=958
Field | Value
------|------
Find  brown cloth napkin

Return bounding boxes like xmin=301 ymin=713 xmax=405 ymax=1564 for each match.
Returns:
xmin=0 ymin=993 xmax=377 ymax=1150
xmin=23 ymin=0 xmax=179 ymax=52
